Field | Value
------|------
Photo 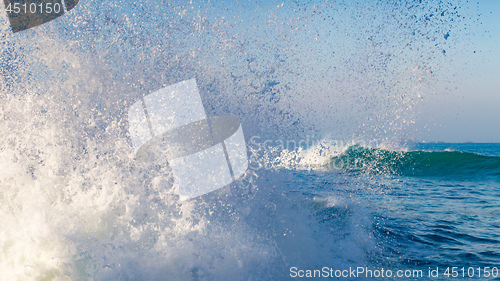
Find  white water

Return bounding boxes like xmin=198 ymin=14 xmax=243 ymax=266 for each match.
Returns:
xmin=0 ymin=24 xmax=375 ymax=281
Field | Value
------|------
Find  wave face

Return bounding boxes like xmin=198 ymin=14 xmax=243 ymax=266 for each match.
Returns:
xmin=329 ymin=145 xmax=500 ymax=179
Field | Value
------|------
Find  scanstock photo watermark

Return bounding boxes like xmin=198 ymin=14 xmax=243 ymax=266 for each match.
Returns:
xmin=3 ymin=0 xmax=79 ymax=33
xmin=128 ymin=79 xmax=248 ymax=201
xmin=290 ymin=266 xmax=500 ymax=279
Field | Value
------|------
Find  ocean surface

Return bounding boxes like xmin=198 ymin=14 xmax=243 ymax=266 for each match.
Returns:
xmin=323 ymin=143 xmax=500 ymax=277
xmin=3 ymin=137 xmax=500 ymax=280
xmin=250 ymin=142 xmax=500 ymax=280
xmin=1 ymin=0 xmax=498 ymax=280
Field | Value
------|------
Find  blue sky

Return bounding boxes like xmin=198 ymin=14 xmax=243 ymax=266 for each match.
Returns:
xmin=187 ymin=0 xmax=500 ymax=142
xmin=1 ymin=0 xmax=498 ymax=142
xmin=411 ymin=0 xmax=500 ymax=142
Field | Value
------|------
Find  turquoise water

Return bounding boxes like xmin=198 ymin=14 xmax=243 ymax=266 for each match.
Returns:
xmin=256 ymin=143 xmax=500 ymax=279
xmin=224 ymin=142 xmax=500 ymax=280
xmin=331 ymin=143 xmax=500 ymax=276
xmin=330 ymin=144 xmax=500 ymax=179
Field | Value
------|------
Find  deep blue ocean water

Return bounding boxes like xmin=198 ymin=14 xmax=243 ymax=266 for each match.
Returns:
xmin=370 ymin=144 xmax=500 ymax=273
xmin=289 ymin=143 xmax=500 ymax=280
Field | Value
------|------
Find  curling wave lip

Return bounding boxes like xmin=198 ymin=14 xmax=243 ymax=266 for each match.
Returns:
xmin=128 ymin=79 xmax=248 ymax=201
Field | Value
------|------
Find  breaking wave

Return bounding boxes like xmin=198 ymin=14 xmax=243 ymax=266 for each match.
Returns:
xmin=328 ymin=145 xmax=500 ymax=179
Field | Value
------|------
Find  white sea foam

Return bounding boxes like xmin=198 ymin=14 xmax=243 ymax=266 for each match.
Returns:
xmin=0 ymin=28 xmax=375 ymax=281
